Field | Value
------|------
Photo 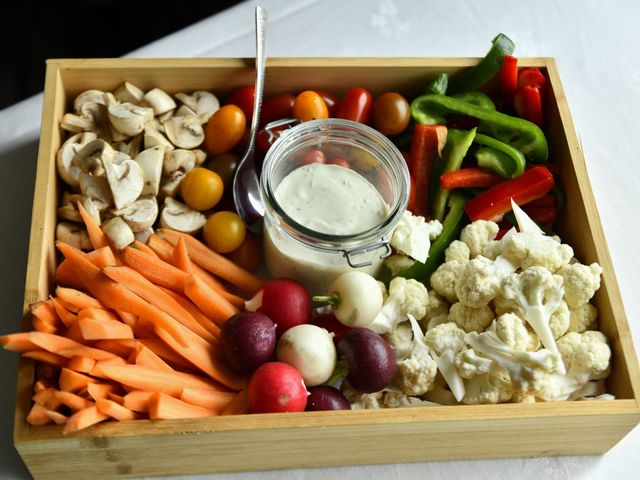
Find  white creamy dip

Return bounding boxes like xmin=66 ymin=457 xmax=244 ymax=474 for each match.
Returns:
xmin=264 ymin=163 xmax=390 ymax=295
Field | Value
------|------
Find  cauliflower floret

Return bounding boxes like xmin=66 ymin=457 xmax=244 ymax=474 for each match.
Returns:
xmin=455 ymin=348 xmax=494 ymax=378
xmin=384 ymin=254 xmax=416 ymax=277
xmin=512 ymin=392 xmax=536 ymax=403
xmin=557 ymin=331 xmax=611 ymax=380
xmin=383 ymin=321 xmax=413 ymax=360
xmin=549 ymin=300 xmax=570 ymax=339
xmin=390 ymin=211 xmax=442 ymax=263
xmin=382 ymin=391 xmax=438 ymax=408
xmin=423 ymin=290 xmax=449 ymax=321
xmin=568 ymin=303 xmax=598 ymax=333
xmin=393 ymin=315 xmax=438 ymax=396
xmin=460 ymin=220 xmax=499 ymax=258
xmin=501 ymin=231 xmax=573 ymax=272
xmin=444 ymin=240 xmax=471 ymax=263
xmin=423 ymin=384 xmax=458 ymax=405
xmin=559 ymin=262 xmax=603 ymax=308
xmin=341 ymin=382 xmax=383 ymax=409
xmin=462 ymin=368 xmax=513 ymax=405
xmin=430 ymin=260 xmax=465 ymax=303
xmin=448 ymin=302 xmax=494 ymax=333
xmin=455 ymin=256 xmax=502 ymax=308
xmin=368 ymin=277 xmax=429 ymax=334
xmin=426 ymin=313 xmax=449 ymax=331
xmin=423 ymin=322 xmax=467 ymax=401
xmin=495 ymin=313 xmax=540 ymax=352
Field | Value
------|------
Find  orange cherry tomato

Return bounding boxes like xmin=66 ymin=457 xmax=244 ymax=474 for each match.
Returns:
xmin=204 ymin=105 xmax=246 ymax=154
xmin=180 ymin=168 xmax=224 ymax=211
xmin=292 ymin=91 xmax=329 ymax=122
xmin=203 ymin=211 xmax=247 ymax=254
xmin=372 ymin=92 xmax=411 ymax=135
xmin=225 ymin=232 xmax=261 ymax=272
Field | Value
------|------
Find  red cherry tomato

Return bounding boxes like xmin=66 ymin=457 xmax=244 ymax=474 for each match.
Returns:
xmin=372 ymin=92 xmax=411 ymax=135
xmin=256 ymin=125 xmax=286 ymax=154
xmin=226 ymin=86 xmax=255 ymax=121
xmin=316 ymin=90 xmax=339 ymax=117
xmin=293 ymin=91 xmax=329 ymax=122
xmin=336 ymin=87 xmax=373 ymax=124
xmin=298 ymin=149 xmax=326 ymax=166
xmin=261 ymin=93 xmax=296 ymax=126
xmin=326 ymin=157 xmax=349 ymax=168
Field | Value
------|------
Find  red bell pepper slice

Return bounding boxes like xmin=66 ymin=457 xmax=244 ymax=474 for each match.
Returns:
xmin=522 ymin=205 xmax=558 ymax=227
xmin=525 ymin=193 xmax=556 ymax=208
xmin=440 ymin=167 xmax=503 ymax=189
xmin=406 ymin=124 xmax=447 ymax=218
xmin=518 ymin=67 xmax=546 ymax=90
xmin=464 ymin=165 xmax=555 ymax=221
xmin=500 ymin=55 xmax=518 ymax=106
xmin=514 ymin=85 xmax=543 ymax=127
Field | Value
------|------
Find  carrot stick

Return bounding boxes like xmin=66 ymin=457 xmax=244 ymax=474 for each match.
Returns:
xmin=54 ymin=390 xmax=94 ymax=411
xmin=77 ymin=307 xmax=120 ymax=323
xmin=96 ymin=398 xmax=139 ymax=421
xmin=132 ymin=240 xmax=158 ymax=257
xmin=100 ymin=364 xmax=225 ymax=397
xmin=137 ymin=338 xmax=197 ymax=372
xmin=63 ymin=321 xmax=84 ymax=343
xmin=87 ymin=383 xmax=120 ymax=401
xmin=55 ymin=260 xmax=84 ymax=290
xmin=34 ymin=378 xmax=56 ymax=392
xmin=132 ymin=343 xmax=173 ymax=372
xmin=89 ymin=357 xmax=127 ymax=379
xmin=172 ymin=237 xmax=192 ymax=273
xmin=56 ymin=345 xmax=118 ymax=361
xmin=102 ymin=265 xmax=216 ymax=343
xmin=57 ymin=242 xmax=189 ymax=347
xmin=63 ymin=406 xmax=109 ymax=435
xmin=159 ymin=229 xmax=263 ymax=293
xmin=149 ymin=392 xmax=217 ymax=420
xmin=66 ymin=355 xmax=97 ymax=374
xmin=0 ymin=332 xmax=39 ymax=352
xmin=123 ymin=390 xmax=155 ymax=412
xmin=180 ymin=388 xmax=235 ymax=412
xmin=32 ymin=388 xmax=64 ymax=411
xmin=23 ymin=350 xmax=68 ymax=368
xmin=107 ymin=392 xmax=125 ymax=405
xmin=44 ymin=410 xmax=69 ymax=425
xmin=77 ymin=200 xmax=110 ymax=249
xmin=27 ymin=404 xmax=53 ymax=426
xmin=184 ymin=273 xmax=238 ymax=326
xmin=32 ymin=317 xmax=58 ymax=334
xmin=59 ymin=368 xmax=96 ymax=393
xmin=86 ymin=246 xmax=119 ymax=268
xmin=55 ymin=287 xmax=103 ymax=310
xmin=49 ymin=297 xmax=77 ymax=328
xmin=221 ymin=390 xmax=250 ymax=415
xmin=93 ymin=339 xmax=138 ymax=358
xmin=78 ymin=317 xmax=134 ymax=341
xmin=161 ymin=288 xmax=221 ymax=338
xmin=120 ymin=246 xmax=187 ymax=292
xmin=26 ymin=332 xmax=86 ymax=354
xmin=31 ymin=301 xmax=61 ymax=326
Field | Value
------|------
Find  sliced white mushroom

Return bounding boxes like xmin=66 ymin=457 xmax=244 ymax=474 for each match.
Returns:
xmin=102 ymin=217 xmax=135 ymax=250
xmin=163 ymin=115 xmax=204 ymax=149
xmin=163 ymin=149 xmax=197 ymax=176
xmin=158 ymin=110 xmax=174 ymax=124
xmin=115 ymin=135 xmax=142 ymax=158
xmin=117 ymin=196 xmax=158 ymax=232
xmin=56 ymin=222 xmax=93 ymax=250
xmin=73 ymin=90 xmax=106 ymax=114
xmin=57 ymin=192 xmax=83 ymax=222
xmin=103 ymin=156 xmax=144 ymax=210
xmin=110 ymin=124 xmax=130 ymax=143
xmin=79 ymin=173 xmax=113 ymax=210
xmin=142 ymin=88 xmax=176 ymax=116
xmin=72 ymin=139 xmax=114 ymax=176
xmin=160 ymin=197 xmax=206 ymax=234
xmin=175 ymin=104 xmax=197 ymax=118
xmin=113 ymin=82 xmax=144 ymax=105
xmin=60 ymin=113 xmax=95 ymax=133
xmin=175 ymin=91 xmax=219 ymax=122
xmin=144 ymin=123 xmax=174 ymax=151
xmin=56 ymin=132 xmax=98 ymax=187
xmin=81 ymin=196 xmax=105 ymax=224
xmin=113 ymin=151 xmax=132 ymax=165
xmin=103 ymin=92 xmax=118 ymax=107
xmin=193 ymin=149 xmax=207 ymax=166
xmin=135 ymin=147 xmax=164 ymax=196
xmin=159 ymin=172 xmax=185 ymax=198
xmin=134 ymin=226 xmax=154 ymax=244
xmin=108 ymin=103 xmax=153 ymax=136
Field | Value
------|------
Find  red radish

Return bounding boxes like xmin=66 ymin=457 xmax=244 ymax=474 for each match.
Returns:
xmin=246 ymin=278 xmax=312 ymax=337
xmin=248 ymin=362 xmax=308 ymax=413
xmin=312 ymin=313 xmax=352 ymax=346
xmin=306 ymin=386 xmax=350 ymax=411
xmin=220 ymin=312 xmax=277 ymax=374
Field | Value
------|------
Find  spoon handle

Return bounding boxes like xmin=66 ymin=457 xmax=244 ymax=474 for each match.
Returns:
xmin=247 ymin=6 xmax=267 ymax=153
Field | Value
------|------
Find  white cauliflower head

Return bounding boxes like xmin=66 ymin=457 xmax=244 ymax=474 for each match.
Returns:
xmin=462 ymin=368 xmax=513 ymax=405
xmin=460 ymin=220 xmax=499 ymax=258
xmin=568 ymin=303 xmax=598 ymax=333
xmin=448 ymin=302 xmax=494 ymax=333
xmin=383 ymin=321 xmax=413 ymax=360
xmin=494 ymin=313 xmax=540 ymax=352
xmin=549 ymin=300 xmax=570 ymax=339
xmin=423 ymin=321 xmax=467 ymax=401
xmin=501 ymin=230 xmax=573 ymax=272
xmin=368 ymin=277 xmax=430 ymax=334
xmin=455 ymin=348 xmax=494 ymax=378
xmin=557 ymin=331 xmax=611 ymax=380
xmin=419 ymin=290 xmax=449 ymax=330
xmin=430 ymin=259 xmax=465 ymax=303
xmin=559 ymin=262 xmax=603 ymax=308
xmin=384 ymin=254 xmax=416 ymax=277
xmin=392 ymin=316 xmax=438 ymax=396
xmin=390 ymin=211 xmax=442 ymax=263
xmin=455 ymin=256 xmax=502 ymax=308
xmin=444 ymin=240 xmax=471 ymax=263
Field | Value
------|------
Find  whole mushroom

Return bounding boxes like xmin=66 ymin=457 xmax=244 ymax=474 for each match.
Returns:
xmin=160 ymin=197 xmax=206 ymax=234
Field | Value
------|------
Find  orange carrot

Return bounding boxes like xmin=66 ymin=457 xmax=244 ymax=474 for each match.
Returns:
xmin=131 ymin=343 xmax=173 ymax=372
xmin=132 ymin=239 xmax=158 ymax=257
xmin=23 ymin=350 xmax=68 ymax=368
xmin=93 ymin=339 xmax=138 ymax=358
xmin=66 ymin=355 xmax=97 ymax=374
xmin=54 ymin=390 xmax=94 ymax=411
xmin=172 ymin=237 xmax=192 ymax=273
xmin=120 ymin=246 xmax=187 ymax=292
xmin=89 ymin=357 xmax=127 ymax=379
xmin=0 ymin=332 xmax=39 ymax=352
xmin=44 ymin=410 xmax=69 ymax=425
xmin=57 ymin=242 xmax=188 ymax=347
xmin=27 ymin=404 xmax=53 ymax=426
xmin=64 ymin=321 xmax=84 ymax=343
xmin=59 ymin=368 xmax=96 ymax=393
xmin=56 ymin=345 xmax=118 ymax=361
xmin=31 ymin=301 xmax=61 ymax=326
xmin=123 ymin=390 xmax=154 ymax=412
xmin=63 ymin=405 xmax=109 ymax=435
xmin=180 ymin=388 xmax=235 ymax=412
xmin=26 ymin=332 xmax=88 ymax=355
xmin=95 ymin=398 xmax=139 ymax=421
xmin=159 ymin=228 xmax=263 ymax=293
xmin=161 ymin=288 xmax=221 ymax=339
xmin=34 ymin=378 xmax=56 ymax=392
xmin=221 ymin=390 xmax=250 ymax=416
xmin=32 ymin=388 xmax=64 ymax=411
xmin=55 ymin=260 xmax=84 ymax=290
xmin=102 ymin=265 xmax=216 ymax=343
xmin=32 ymin=316 xmax=58 ymax=334
xmin=55 ymin=287 xmax=103 ymax=310
xmin=137 ymin=338 xmax=197 ymax=372
xmin=116 ymin=310 xmax=139 ymax=329
xmin=49 ymin=297 xmax=77 ymax=328
xmin=107 ymin=392 xmax=125 ymax=405
xmin=77 ymin=307 xmax=120 ymax=323
xmin=86 ymin=246 xmax=119 ymax=268
xmin=149 ymin=392 xmax=217 ymax=420
xmin=77 ymin=200 xmax=110 ymax=249
xmin=78 ymin=317 xmax=134 ymax=341
xmin=183 ymin=273 xmax=238 ymax=326
xmin=87 ymin=383 xmax=120 ymax=401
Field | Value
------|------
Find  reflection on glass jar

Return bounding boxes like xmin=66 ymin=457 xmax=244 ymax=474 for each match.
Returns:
xmin=260 ymin=119 xmax=409 ymax=296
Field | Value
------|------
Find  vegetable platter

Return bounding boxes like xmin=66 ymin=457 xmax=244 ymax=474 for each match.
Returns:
xmin=8 ymin=56 xmax=640 ymax=479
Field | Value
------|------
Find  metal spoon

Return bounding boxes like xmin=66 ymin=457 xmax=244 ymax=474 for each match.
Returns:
xmin=233 ymin=6 xmax=267 ymax=234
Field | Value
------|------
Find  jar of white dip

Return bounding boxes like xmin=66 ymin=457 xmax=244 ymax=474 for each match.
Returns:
xmin=261 ymin=119 xmax=409 ymax=296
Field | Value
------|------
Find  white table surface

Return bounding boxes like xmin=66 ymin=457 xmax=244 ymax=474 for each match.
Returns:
xmin=1 ymin=0 xmax=639 ymax=478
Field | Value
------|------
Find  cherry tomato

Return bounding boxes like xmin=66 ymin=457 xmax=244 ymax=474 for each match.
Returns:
xmin=204 ymin=105 xmax=246 ymax=154
xmin=256 ymin=125 xmax=287 ymax=154
xmin=203 ymin=211 xmax=247 ymax=253
xmin=336 ymin=87 xmax=373 ymax=124
xmin=181 ymin=167 xmax=224 ymax=211
xmin=297 ymin=149 xmax=326 ymax=166
xmin=226 ymin=232 xmax=261 ymax=272
xmin=316 ymin=90 xmax=339 ymax=117
xmin=226 ymin=85 xmax=255 ymax=121
xmin=261 ymin=93 xmax=295 ymax=126
xmin=206 ymin=153 xmax=239 ymax=189
xmin=326 ymin=157 xmax=350 ymax=168
xmin=292 ymin=91 xmax=329 ymax=122
xmin=372 ymin=92 xmax=411 ymax=135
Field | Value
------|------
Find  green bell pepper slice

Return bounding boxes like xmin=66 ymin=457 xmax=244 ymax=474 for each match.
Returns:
xmin=448 ymin=33 xmax=515 ymax=94
xmin=474 ymin=133 xmax=526 ymax=178
xmin=451 ymin=91 xmax=496 ymax=110
xmin=426 ymin=73 xmax=449 ymax=95
xmin=410 ymin=93 xmax=548 ymax=162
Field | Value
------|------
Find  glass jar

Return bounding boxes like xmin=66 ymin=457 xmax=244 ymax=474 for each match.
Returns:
xmin=261 ymin=118 xmax=410 ymax=296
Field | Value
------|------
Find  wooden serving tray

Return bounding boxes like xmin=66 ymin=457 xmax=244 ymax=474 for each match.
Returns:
xmin=14 ymin=58 xmax=640 ymax=479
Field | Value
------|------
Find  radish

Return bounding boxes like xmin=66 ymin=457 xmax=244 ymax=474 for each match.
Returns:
xmin=220 ymin=312 xmax=277 ymax=374
xmin=245 ymin=278 xmax=312 ymax=337
xmin=306 ymin=386 xmax=351 ymax=411
xmin=313 ymin=271 xmax=383 ymax=328
xmin=248 ymin=362 xmax=308 ymax=413
xmin=312 ymin=313 xmax=352 ymax=346
xmin=276 ymin=324 xmax=336 ymax=386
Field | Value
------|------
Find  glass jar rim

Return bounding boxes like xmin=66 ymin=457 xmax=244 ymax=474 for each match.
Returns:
xmin=261 ymin=118 xmax=410 ymax=250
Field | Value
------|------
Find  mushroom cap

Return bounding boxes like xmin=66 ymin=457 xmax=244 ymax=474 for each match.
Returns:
xmin=108 ymin=103 xmax=153 ymax=136
xmin=103 ymin=158 xmax=145 ymax=210
xmin=60 ymin=113 xmax=95 ymax=133
xmin=144 ymin=124 xmax=175 ymax=151
xmin=142 ymin=88 xmax=177 ymax=116
xmin=102 ymin=216 xmax=135 ymax=250
xmin=73 ymin=90 xmax=106 ymax=114
xmin=163 ymin=116 xmax=204 ymax=149
xmin=73 ymin=139 xmax=114 ymax=176
xmin=160 ymin=197 xmax=206 ymax=234
xmin=163 ymin=149 xmax=196 ymax=176
xmin=135 ymin=146 xmax=164 ymax=196
xmin=175 ymin=91 xmax=219 ymax=122
xmin=160 ymin=172 xmax=185 ymax=198
xmin=79 ymin=173 xmax=114 ymax=209
xmin=56 ymin=132 xmax=98 ymax=187
xmin=118 ymin=196 xmax=159 ymax=232
xmin=114 ymin=82 xmax=144 ymax=105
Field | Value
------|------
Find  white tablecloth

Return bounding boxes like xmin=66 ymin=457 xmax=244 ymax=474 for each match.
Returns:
xmin=1 ymin=0 xmax=638 ymax=478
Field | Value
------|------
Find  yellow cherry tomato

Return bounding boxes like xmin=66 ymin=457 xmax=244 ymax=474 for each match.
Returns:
xmin=292 ymin=90 xmax=329 ymax=122
xmin=180 ymin=167 xmax=224 ymax=211
xmin=203 ymin=211 xmax=247 ymax=253
xmin=204 ymin=104 xmax=246 ymax=154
